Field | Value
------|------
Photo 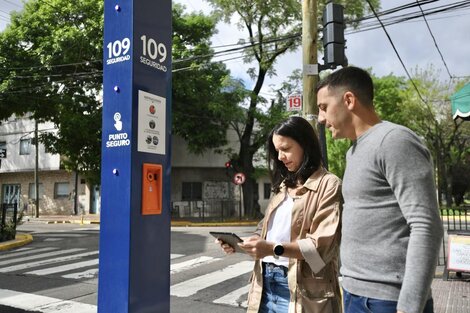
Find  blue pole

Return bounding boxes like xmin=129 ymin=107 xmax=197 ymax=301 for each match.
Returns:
xmin=98 ymin=1 xmax=172 ymax=312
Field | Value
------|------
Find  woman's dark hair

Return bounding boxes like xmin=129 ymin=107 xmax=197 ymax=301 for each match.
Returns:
xmin=267 ymin=116 xmax=323 ymax=193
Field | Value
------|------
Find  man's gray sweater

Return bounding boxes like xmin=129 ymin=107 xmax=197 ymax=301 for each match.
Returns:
xmin=341 ymin=121 xmax=443 ymax=313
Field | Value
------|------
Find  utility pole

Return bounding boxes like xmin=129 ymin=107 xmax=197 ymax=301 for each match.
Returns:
xmin=302 ymin=0 xmax=318 ymax=126
xmin=302 ymin=0 xmax=329 ymax=168
xmin=34 ymin=119 xmax=39 ymax=218
xmin=302 ymin=1 xmax=346 ymax=169
xmin=73 ymin=171 xmax=79 ymax=215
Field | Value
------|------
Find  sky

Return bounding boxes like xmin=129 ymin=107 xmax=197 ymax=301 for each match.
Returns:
xmin=173 ymin=0 xmax=470 ymax=97
xmin=1 ymin=0 xmax=470 ymax=98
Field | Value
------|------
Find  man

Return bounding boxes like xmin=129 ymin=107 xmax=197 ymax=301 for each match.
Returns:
xmin=316 ymin=66 xmax=443 ymax=313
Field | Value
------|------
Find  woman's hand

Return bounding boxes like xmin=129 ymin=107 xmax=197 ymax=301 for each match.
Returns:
xmin=215 ymin=238 xmax=236 ymax=254
xmin=215 ymin=236 xmax=252 ymax=255
xmin=238 ymin=235 xmax=273 ymax=260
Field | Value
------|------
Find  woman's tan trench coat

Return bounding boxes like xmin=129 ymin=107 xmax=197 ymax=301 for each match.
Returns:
xmin=246 ymin=167 xmax=343 ymax=313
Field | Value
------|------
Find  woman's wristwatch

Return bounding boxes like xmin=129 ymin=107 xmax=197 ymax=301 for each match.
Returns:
xmin=273 ymin=243 xmax=285 ymax=259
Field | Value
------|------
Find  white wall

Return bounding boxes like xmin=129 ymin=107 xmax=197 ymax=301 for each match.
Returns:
xmin=0 ymin=116 xmax=60 ymax=173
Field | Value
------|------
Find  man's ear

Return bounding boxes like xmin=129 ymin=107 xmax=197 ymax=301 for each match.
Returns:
xmin=343 ymin=91 xmax=355 ymax=110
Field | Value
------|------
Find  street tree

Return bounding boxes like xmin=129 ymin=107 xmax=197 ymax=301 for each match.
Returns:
xmin=206 ymin=0 xmax=379 ymax=216
xmin=398 ymin=66 xmax=470 ymax=206
xmin=0 ymin=0 xmax=104 ymax=192
xmin=172 ymin=5 xmax=245 ymax=153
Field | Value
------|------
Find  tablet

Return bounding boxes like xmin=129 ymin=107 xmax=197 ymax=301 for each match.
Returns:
xmin=210 ymin=231 xmax=245 ymax=253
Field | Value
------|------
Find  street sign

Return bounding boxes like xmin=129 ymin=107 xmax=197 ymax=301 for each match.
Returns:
xmin=233 ymin=172 xmax=246 ymax=185
xmin=287 ymin=93 xmax=302 ymax=111
xmin=0 ymin=148 xmax=6 ymax=158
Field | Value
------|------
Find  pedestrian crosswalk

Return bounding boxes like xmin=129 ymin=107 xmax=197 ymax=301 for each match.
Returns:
xmin=0 ymin=244 xmax=253 ymax=310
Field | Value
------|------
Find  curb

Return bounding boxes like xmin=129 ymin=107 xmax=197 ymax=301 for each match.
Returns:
xmin=0 ymin=233 xmax=33 ymax=251
xmin=27 ymin=219 xmax=259 ymax=227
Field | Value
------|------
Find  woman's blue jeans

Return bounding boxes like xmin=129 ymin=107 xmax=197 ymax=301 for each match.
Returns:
xmin=343 ymin=288 xmax=434 ymax=313
xmin=258 ymin=263 xmax=290 ymax=313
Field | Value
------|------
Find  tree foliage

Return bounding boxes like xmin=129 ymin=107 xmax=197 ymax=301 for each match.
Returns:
xmin=172 ymin=4 xmax=244 ymax=154
xmin=399 ymin=67 xmax=470 ymax=206
xmin=0 ymin=0 xmax=104 ymax=183
xmin=0 ymin=1 xmax=234 ymax=183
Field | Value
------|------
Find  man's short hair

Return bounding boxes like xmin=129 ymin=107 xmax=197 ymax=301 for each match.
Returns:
xmin=316 ymin=66 xmax=374 ymax=106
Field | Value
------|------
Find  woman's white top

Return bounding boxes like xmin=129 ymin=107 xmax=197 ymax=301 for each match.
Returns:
xmin=262 ymin=194 xmax=293 ymax=267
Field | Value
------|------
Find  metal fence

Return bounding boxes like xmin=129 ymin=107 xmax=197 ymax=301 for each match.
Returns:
xmin=171 ymin=199 xmax=242 ymax=222
xmin=0 ymin=203 xmax=18 ymax=242
xmin=438 ymin=206 xmax=470 ymax=266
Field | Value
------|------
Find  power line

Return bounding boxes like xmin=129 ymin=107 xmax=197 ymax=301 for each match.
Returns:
xmin=415 ymin=0 xmax=453 ymax=80
xmin=365 ymin=0 xmax=428 ymax=105
xmin=348 ymin=0 xmax=470 ymax=34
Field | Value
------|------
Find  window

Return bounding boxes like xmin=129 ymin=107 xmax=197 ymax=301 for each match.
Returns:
xmin=0 ymin=141 xmax=6 ymax=158
xmin=19 ymin=139 xmax=31 ymax=155
xmin=182 ymin=182 xmax=202 ymax=200
xmin=29 ymin=183 xmax=44 ymax=200
xmin=264 ymin=183 xmax=272 ymax=199
xmin=54 ymin=182 xmax=70 ymax=198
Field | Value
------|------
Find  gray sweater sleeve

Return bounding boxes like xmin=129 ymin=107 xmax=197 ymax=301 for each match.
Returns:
xmin=379 ymin=128 xmax=443 ymax=313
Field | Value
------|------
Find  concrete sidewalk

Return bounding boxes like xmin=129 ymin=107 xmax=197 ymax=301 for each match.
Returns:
xmin=1 ymin=215 xmax=469 ymax=313
xmin=432 ymin=273 xmax=470 ymax=313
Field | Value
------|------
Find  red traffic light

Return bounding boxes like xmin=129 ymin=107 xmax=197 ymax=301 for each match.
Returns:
xmin=225 ymin=161 xmax=231 ymax=168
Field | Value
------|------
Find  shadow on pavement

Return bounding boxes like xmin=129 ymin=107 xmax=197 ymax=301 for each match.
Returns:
xmin=0 ymin=305 xmax=41 ymax=313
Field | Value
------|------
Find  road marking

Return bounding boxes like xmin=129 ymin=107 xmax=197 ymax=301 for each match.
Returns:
xmin=0 ymin=250 xmax=98 ymax=273
xmin=213 ymin=284 xmax=250 ymax=307
xmin=171 ymin=256 xmax=220 ymax=274
xmin=170 ymin=260 xmax=253 ymax=297
xmin=170 ymin=253 xmax=184 ymax=259
xmin=0 ymin=288 xmax=97 ymax=313
xmin=62 ymin=268 xmax=99 ymax=280
xmin=0 ymin=247 xmax=56 ymax=260
xmin=25 ymin=259 xmax=99 ymax=276
xmin=0 ymin=248 xmax=84 ymax=267
xmin=32 ymin=234 xmax=87 ymax=237
xmin=44 ymin=238 xmax=63 ymax=242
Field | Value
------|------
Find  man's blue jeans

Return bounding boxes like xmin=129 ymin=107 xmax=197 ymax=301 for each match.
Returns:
xmin=343 ymin=288 xmax=434 ymax=313
xmin=258 ymin=263 xmax=290 ymax=313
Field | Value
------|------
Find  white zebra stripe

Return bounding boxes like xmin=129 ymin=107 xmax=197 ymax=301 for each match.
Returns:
xmin=25 ymin=259 xmax=99 ymax=276
xmin=171 ymin=256 xmax=220 ymax=274
xmin=213 ymin=284 xmax=250 ymax=307
xmin=0 ymin=247 xmax=56 ymax=259
xmin=62 ymin=268 xmax=99 ymax=280
xmin=0 ymin=288 xmax=97 ymax=313
xmin=170 ymin=260 xmax=253 ymax=297
xmin=0 ymin=248 xmax=83 ymax=266
xmin=0 ymin=250 xmax=98 ymax=273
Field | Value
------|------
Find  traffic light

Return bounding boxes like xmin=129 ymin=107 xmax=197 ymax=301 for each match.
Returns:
xmin=225 ymin=161 xmax=232 ymax=168
xmin=322 ymin=2 xmax=347 ymax=68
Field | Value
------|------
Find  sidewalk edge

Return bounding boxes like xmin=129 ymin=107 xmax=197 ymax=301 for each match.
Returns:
xmin=0 ymin=233 xmax=33 ymax=251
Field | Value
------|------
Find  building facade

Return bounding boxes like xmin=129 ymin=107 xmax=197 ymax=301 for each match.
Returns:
xmin=0 ymin=115 xmax=96 ymax=216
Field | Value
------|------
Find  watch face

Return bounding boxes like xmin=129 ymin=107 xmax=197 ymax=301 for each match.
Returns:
xmin=274 ymin=244 xmax=284 ymax=256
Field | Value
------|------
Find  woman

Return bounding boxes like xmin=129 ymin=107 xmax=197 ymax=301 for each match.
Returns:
xmin=219 ymin=116 xmax=342 ymax=313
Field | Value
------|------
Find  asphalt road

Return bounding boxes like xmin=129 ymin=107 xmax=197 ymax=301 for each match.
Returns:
xmin=0 ymin=222 xmax=257 ymax=313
